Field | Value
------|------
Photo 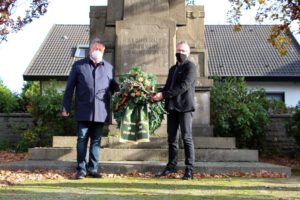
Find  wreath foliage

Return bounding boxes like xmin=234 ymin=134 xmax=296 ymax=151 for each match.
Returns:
xmin=112 ymin=66 xmax=166 ymax=134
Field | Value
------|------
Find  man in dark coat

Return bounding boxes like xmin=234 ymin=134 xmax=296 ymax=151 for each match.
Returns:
xmin=152 ymin=41 xmax=196 ymax=180
xmin=61 ymin=38 xmax=119 ymax=179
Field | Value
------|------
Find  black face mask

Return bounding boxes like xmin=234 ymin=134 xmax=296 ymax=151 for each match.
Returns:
xmin=175 ymin=53 xmax=187 ymax=63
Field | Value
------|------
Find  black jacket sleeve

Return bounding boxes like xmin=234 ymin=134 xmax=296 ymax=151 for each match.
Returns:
xmin=162 ymin=61 xmax=197 ymax=99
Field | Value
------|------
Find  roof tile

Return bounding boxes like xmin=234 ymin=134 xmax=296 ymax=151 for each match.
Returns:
xmin=205 ymin=25 xmax=300 ymax=78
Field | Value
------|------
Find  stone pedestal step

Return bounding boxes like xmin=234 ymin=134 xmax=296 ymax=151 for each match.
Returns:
xmin=29 ymin=147 xmax=258 ymax=162
xmin=0 ymin=160 xmax=291 ymax=177
xmin=107 ymin=124 xmax=214 ymax=137
xmin=53 ymin=136 xmax=236 ymax=149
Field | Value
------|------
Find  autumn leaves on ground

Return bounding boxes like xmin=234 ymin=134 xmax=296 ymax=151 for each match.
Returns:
xmin=1 ymin=151 xmax=300 ymax=188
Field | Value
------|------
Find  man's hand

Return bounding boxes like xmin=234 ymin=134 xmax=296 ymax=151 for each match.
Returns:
xmin=61 ymin=111 xmax=70 ymax=117
xmin=151 ymin=92 xmax=163 ymax=101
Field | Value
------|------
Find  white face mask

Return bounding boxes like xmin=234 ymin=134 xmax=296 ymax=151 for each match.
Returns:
xmin=90 ymin=50 xmax=103 ymax=62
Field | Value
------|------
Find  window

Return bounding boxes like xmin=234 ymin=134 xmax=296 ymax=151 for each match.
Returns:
xmin=266 ymin=92 xmax=285 ymax=102
xmin=74 ymin=45 xmax=89 ymax=58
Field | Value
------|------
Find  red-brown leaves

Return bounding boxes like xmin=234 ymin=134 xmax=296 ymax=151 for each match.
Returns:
xmin=0 ymin=151 xmax=28 ymax=163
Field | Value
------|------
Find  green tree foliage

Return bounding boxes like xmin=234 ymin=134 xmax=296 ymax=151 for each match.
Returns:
xmin=228 ymin=0 xmax=300 ymax=56
xmin=285 ymin=101 xmax=300 ymax=149
xmin=0 ymin=79 xmax=19 ymax=113
xmin=17 ymin=81 xmax=40 ymax=112
xmin=211 ymin=77 xmax=270 ymax=149
xmin=266 ymin=98 xmax=289 ymax=114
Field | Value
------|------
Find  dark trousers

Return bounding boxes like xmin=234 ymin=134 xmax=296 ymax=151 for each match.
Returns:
xmin=76 ymin=121 xmax=103 ymax=173
xmin=166 ymin=110 xmax=195 ymax=170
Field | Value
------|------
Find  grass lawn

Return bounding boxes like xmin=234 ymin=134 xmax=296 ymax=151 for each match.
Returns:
xmin=1 ymin=176 xmax=300 ymax=200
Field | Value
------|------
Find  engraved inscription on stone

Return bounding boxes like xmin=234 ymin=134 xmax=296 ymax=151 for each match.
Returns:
xmin=119 ymin=25 xmax=169 ymax=75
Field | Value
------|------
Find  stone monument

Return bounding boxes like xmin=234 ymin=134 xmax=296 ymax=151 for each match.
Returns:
xmin=90 ymin=0 xmax=213 ymax=136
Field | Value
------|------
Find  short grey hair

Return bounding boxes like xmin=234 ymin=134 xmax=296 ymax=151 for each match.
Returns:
xmin=176 ymin=41 xmax=190 ymax=54
xmin=90 ymin=37 xmax=102 ymax=47
xmin=89 ymin=37 xmax=105 ymax=52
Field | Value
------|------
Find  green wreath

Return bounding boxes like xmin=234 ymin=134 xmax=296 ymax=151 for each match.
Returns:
xmin=112 ymin=66 xmax=166 ymax=134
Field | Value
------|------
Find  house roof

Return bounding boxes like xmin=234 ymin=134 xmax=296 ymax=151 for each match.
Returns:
xmin=23 ymin=24 xmax=90 ymax=81
xmin=23 ymin=24 xmax=300 ymax=81
xmin=206 ymin=25 xmax=300 ymax=80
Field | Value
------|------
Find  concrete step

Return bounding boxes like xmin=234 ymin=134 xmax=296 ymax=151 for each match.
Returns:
xmin=28 ymin=147 xmax=258 ymax=162
xmin=0 ymin=160 xmax=291 ymax=177
xmin=53 ymin=136 xmax=236 ymax=149
xmin=108 ymin=124 xmax=214 ymax=137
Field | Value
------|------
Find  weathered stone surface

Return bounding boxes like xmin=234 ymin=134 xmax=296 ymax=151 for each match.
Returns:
xmin=109 ymin=123 xmax=214 ymax=137
xmin=123 ymin=0 xmax=169 ymax=20
xmin=0 ymin=113 xmax=32 ymax=144
xmin=106 ymin=0 xmax=187 ymax=25
xmin=264 ymin=114 xmax=298 ymax=153
xmin=100 ymin=27 xmax=116 ymax=48
xmin=169 ymin=0 xmax=186 ymax=25
xmin=195 ymin=78 xmax=213 ymax=88
xmin=89 ymin=6 xmax=106 ymax=39
xmin=106 ymin=0 xmax=123 ymax=25
xmin=28 ymin=147 xmax=258 ymax=162
xmin=103 ymin=49 xmax=115 ymax=66
xmin=193 ymin=91 xmax=210 ymax=125
xmin=53 ymin=136 xmax=235 ymax=149
xmin=116 ymin=16 xmax=176 ymax=83
xmin=176 ymin=5 xmax=205 ymax=49
xmin=189 ymin=50 xmax=209 ymax=77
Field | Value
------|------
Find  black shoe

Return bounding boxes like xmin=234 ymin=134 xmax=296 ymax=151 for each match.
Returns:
xmin=88 ymin=171 xmax=102 ymax=178
xmin=182 ymin=169 xmax=193 ymax=180
xmin=156 ymin=168 xmax=177 ymax=177
xmin=75 ymin=171 xmax=86 ymax=179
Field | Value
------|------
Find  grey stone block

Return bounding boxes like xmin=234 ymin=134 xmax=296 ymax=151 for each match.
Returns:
xmin=28 ymin=147 xmax=258 ymax=162
xmin=0 ymin=160 xmax=291 ymax=177
xmin=53 ymin=136 xmax=235 ymax=149
xmin=28 ymin=147 xmax=75 ymax=161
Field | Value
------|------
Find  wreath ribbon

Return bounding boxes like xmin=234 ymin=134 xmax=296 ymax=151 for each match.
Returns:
xmin=120 ymin=104 xmax=150 ymax=143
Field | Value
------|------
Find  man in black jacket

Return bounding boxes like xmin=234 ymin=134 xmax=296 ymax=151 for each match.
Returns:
xmin=152 ymin=41 xmax=196 ymax=180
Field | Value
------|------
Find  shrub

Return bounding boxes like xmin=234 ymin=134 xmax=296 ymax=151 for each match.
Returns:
xmin=265 ymin=99 xmax=289 ymax=114
xmin=285 ymin=102 xmax=300 ymax=150
xmin=0 ymin=140 xmax=15 ymax=151
xmin=18 ymin=81 xmax=41 ymax=112
xmin=18 ymin=81 xmax=75 ymax=150
xmin=0 ymin=79 xmax=19 ymax=113
xmin=211 ymin=77 xmax=270 ymax=149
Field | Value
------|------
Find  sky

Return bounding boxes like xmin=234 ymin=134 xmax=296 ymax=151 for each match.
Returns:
xmin=0 ymin=0 xmax=298 ymax=93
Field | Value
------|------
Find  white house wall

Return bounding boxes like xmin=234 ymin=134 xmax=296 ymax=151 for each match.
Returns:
xmin=247 ymin=81 xmax=300 ymax=107
xmin=41 ymin=81 xmax=66 ymax=94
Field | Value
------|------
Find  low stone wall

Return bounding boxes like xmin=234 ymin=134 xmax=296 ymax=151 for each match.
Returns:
xmin=0 ymin=113 xmax=33 ymax=145
xmin=0 ymin=113 xmax=298 ymax=153
xmin=264 ymin=114 xmax=298 ymax=153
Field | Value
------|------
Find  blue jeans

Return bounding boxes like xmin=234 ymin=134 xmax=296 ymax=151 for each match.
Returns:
xmin=77 ymin=121 xmax=103 ymax=174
